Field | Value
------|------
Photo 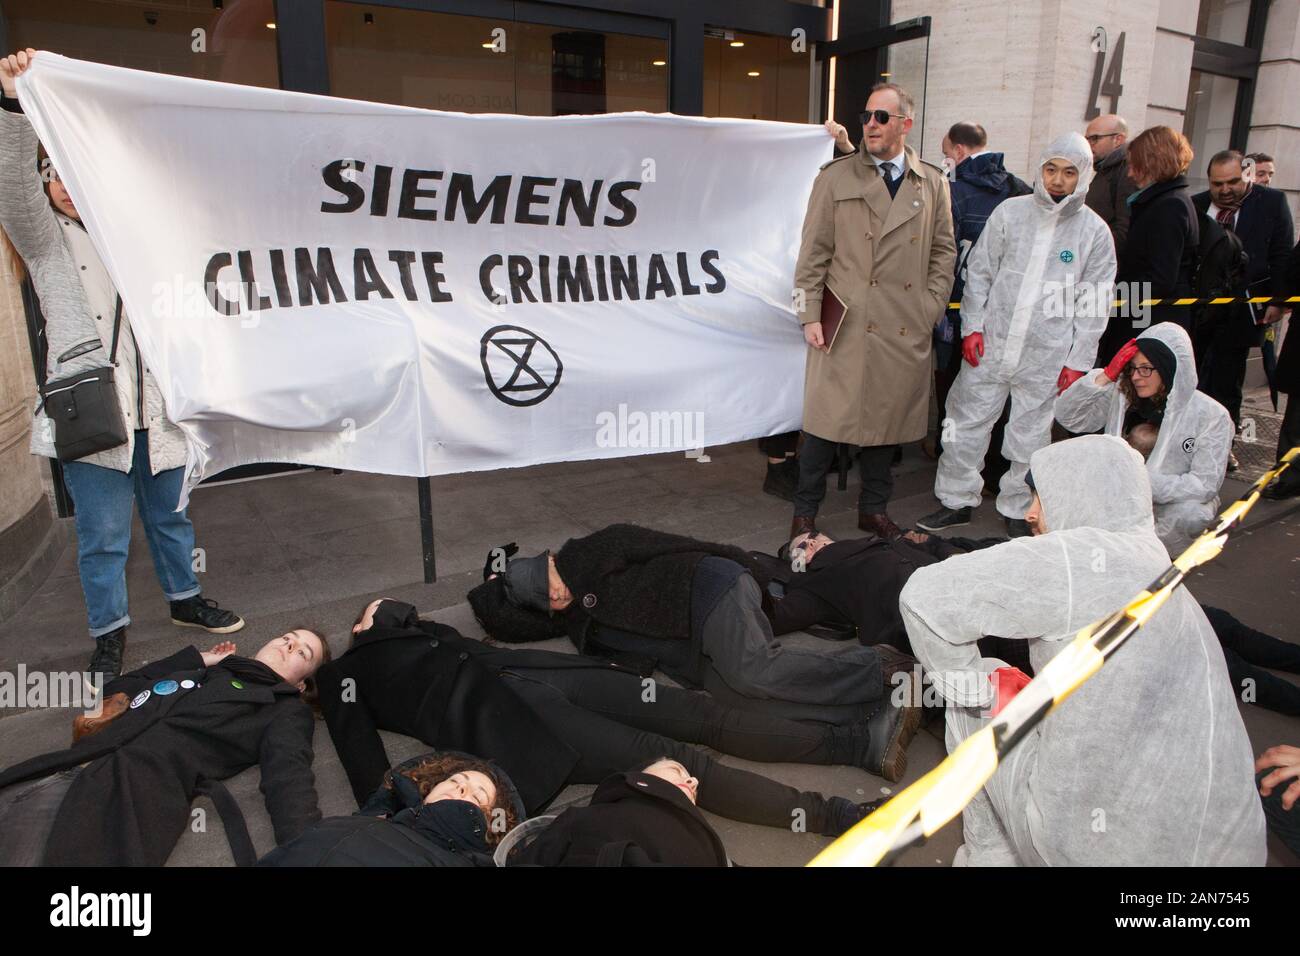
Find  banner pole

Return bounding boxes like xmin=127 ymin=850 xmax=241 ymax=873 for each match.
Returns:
xmin=418 ymin=477 xmax=436 ymax=583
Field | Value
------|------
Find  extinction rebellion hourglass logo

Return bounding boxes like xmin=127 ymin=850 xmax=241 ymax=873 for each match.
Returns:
xmin=480 ymin=325 xmax=563 ymax=406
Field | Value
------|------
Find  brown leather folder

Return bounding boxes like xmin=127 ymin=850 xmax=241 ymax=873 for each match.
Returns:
xmin=820 ymin=285 xmax=847 ymax=352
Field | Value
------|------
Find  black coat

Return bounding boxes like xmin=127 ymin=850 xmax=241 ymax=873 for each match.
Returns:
xmin=0 ymin=647 xmax=320 ymax=865
xmin=770 ymin=535 xmax=1000 ymax=645
xmin=258 ymin=775 xmax=496 ymax=867
xmin=1192 ymin=185 xmax=1296 ymax=348
xmin=1279 ymin=239 xmax=1300 ymax=395
xmin=1117 ymin=175 xmax=1199 ymax=332
xmin=1086 ymin=144 xmax=1138 ymax=250
xmin=513 ymin=771 xmax=729 ymax=866
xmin=316 ymin=601 xmax=581 ymax=813
xmin=554 ymin=523 xmax=765 ymax=647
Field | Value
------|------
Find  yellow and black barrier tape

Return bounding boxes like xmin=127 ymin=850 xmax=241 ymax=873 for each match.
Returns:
xmin=945 ymin=294 xmax=1300 ymax=311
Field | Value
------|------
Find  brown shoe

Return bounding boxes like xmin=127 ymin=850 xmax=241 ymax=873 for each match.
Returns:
xmin=858 ymin=512 xmax=902 ymax=539
xmin=790 ymin=515 xmax=817 ymax=541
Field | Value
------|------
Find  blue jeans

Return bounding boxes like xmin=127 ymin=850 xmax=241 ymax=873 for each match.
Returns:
xmin=61 ymin=431 xmax=201 ymax=638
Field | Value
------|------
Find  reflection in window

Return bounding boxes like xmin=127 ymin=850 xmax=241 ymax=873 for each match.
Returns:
xmin=702 ymin=30 xmax=811 ymax=122
xmin=1196 ymin=0 xmax=1251 ymax=46
xmin=325 ymin=3 xmax=666 ymax=115
xmin=880 ymin=38 xmax=928 ymax=153
xmin=1183 ymin=69 xmax=1239 ymax=193
xmin=3 ymin=0 xmax=280 ymax=88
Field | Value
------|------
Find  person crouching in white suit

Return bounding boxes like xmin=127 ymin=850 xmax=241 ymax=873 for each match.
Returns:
xmin=901 ymin=434 xmax=1265 ymax=866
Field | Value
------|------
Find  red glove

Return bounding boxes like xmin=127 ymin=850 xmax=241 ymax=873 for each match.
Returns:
xmin=989 ymin=666 xmax=1032 ymax=718
xmin=961 ymin=332 xmax=984 ymax=367
xmin=1056 ymin=367 xmax=1085 ymax=395
xmin=1103 ymin=338 xmax=1140 ymax=382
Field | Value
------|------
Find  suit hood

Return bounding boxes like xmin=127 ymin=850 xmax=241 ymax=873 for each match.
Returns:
xmin=1033 ymin=132 xmax=1095 ymax=217
xmin=1031 ymin=434 xmax=1154 ymax=534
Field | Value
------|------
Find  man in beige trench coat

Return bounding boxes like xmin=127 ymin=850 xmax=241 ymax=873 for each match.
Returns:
xmin=790 ymin=82 xmax=956 ymax=542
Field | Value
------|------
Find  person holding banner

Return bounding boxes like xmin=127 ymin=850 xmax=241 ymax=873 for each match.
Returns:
xmin=898 ymin=435 xmax=1265 ymax=866
xmin=791 ymin=82 xmax=956 ymax=543
xmin=0 ymin=49 xmax=244 ymax=687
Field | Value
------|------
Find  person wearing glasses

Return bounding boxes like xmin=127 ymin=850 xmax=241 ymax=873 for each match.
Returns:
xmin=1053 ymin=322 xmax=1233 ymax=552
xmin=1083 ymin=113 xmax=1136 ymax=251
xmin=791 ymin=82 xmax=956 ymax=543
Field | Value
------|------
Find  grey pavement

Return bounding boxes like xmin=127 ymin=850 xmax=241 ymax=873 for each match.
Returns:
xmin=0 ymin=392 xmax=1297 ymax=867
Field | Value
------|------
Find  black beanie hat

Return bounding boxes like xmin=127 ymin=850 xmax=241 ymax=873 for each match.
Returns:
xmin=1135 ymin=335 xmax=1177 ymax=389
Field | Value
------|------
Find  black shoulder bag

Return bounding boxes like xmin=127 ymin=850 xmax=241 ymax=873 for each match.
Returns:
xmin=39 ymin=296 xmax=129 ymax=461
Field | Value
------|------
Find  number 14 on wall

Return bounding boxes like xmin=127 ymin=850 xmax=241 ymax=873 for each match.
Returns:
xmin=1085 ymin=28 xmax=1125 ymax=120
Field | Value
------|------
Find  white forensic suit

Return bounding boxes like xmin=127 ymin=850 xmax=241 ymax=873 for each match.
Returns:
xmin=901 ymin=434 xmax=1265 ymax=866
xmin=1054 ymin=322 xmax=1233 ymax=552
xmin=934 ymin=132 xmax=1116 ymax=518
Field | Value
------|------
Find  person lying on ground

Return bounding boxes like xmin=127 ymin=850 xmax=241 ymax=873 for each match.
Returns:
xmin=900 ymin=434 xmax=1264 ymax=866
xmin=258 ymin=750 xmax=522 ymax=867
xmin=507 ymin=758 xmax=731 ymax=867
xmin=0 ymin=629 xmax=328 ymax=865
xmin=466 ymin=522 xmax=890 ymax=729
xmin=320 ymin=598 xmax=913 ymax=841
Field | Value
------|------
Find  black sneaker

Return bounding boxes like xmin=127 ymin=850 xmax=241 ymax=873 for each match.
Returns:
xmin=762 ymin=457 xmax=800 ymax=501
xmin=170 ymin=595 xmax=245 ymax=634
xmin=85 ymin=626 xmax=126 ymax=695
xmin=863 ymin=669 xmax=924 ymax=782
xmin=1005 ymin=517 xmax=1032 ymax=538
xmin=916 ymin=505 xmax=972 ymax=532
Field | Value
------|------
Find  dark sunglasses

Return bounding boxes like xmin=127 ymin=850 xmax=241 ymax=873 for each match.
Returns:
xmin=859 ymin=109 xmax=906 ymax=126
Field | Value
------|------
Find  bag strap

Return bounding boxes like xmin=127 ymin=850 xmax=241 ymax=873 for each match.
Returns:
xmin=193 ymin=776 xmax=259 ymax=867
xmin=108 ymin=295 xmax=123 ymax=365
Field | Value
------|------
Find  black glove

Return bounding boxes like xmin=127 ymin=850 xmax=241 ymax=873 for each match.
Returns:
xmin=482 ymin=542 xmax=519 ymax=580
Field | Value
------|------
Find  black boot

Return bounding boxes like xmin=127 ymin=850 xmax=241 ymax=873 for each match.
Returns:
xmin=85 ymin=626 xmax=127 ymax=694
xmin=762 ymin=457 xmax=800 ymax=501
xmin=170 ymin=595 xmax=244 ymax=634
xmin=862 ymin=669 xmax=924 ymax=782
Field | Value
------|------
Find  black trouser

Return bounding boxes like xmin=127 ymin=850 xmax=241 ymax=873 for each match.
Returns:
xmin=501 ymin=666 xmax=859 ymax=834
xmin=793 ymin=432 xmax=896 ymax=517
xmin=1275 ymin=393 xmax=1300 ymax=490
xmin=1203 ymin=605 xmax=1300 ymax=716
xmin=1198 ymin=338 xmax=1251 ymax=427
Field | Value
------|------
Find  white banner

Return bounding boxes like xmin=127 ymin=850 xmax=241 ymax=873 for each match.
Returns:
xmin=18 ymin=55 xmax=828 ymax=493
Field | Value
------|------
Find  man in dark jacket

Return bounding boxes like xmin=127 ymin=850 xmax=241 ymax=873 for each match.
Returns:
xmin=0 ymin=630 xmax=326 ymax=865
xmin=316 ymin=599 xmax=579 ymax=813
xmin=472 ymin=523 xmax=891 ymax=727
xmin=934 ymin=122 xmax=1031 ymax=458
xmin=1084 ymin=113 xmax=1137 ymax=251
xmin=512 ymin=762 xmax=731 ymax=866
xmin=335 ymin=598 xmax=910 ymax=825
xmin=1192 ymin=150 xmax=1296 ymax=430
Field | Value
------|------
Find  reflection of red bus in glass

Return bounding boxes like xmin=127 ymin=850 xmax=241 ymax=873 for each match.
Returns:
xmin=551 ymin=31 xmax=605 ymax=116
